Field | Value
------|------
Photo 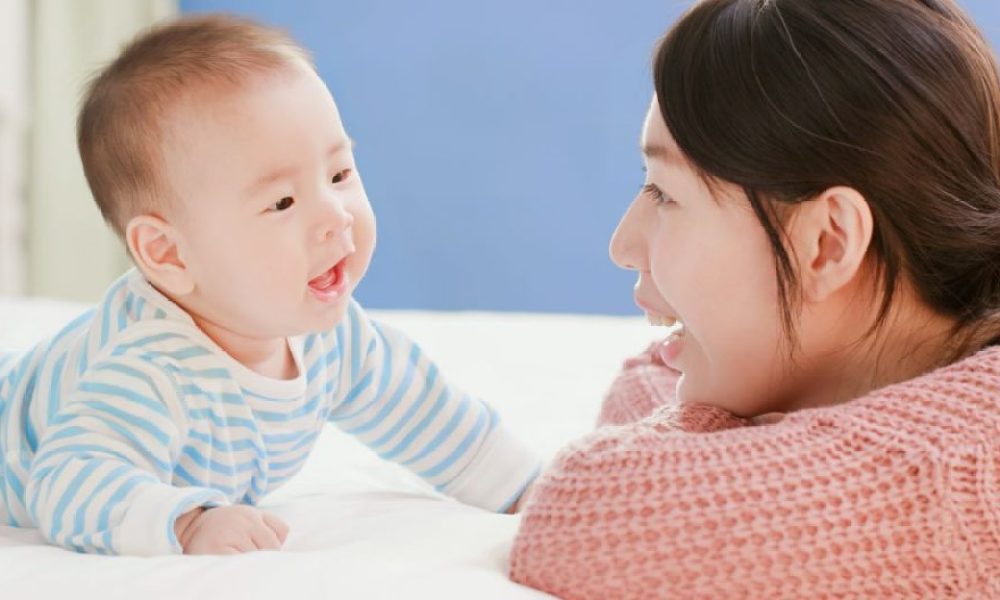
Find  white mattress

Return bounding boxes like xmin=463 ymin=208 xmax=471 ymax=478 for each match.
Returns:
xmin=0 ymin=297 xmax=656 ymax=599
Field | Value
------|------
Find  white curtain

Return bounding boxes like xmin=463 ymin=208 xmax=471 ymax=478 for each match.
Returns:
xmin=0 ymin=0 xmax=29 ymax=296
xmin=26 ymin=0 xmax=177 ymax=301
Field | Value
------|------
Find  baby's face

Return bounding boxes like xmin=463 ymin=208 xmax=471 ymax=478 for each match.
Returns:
xmin=159 ymin=65 xmax=375 ymax=339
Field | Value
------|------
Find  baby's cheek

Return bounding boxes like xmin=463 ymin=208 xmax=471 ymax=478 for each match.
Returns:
xmin=351 ymin=220 xmax=377 ymax=276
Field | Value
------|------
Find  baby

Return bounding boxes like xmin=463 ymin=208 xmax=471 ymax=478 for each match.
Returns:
xmin=0 ymin=15 xmax=539 ymax=555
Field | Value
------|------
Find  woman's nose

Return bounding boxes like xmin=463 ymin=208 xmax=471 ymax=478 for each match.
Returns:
xmin=609 ymin=199 xmax=647 ymax=271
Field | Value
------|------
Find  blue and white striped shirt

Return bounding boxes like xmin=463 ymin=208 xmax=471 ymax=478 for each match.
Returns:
xmin=0 ymin=270 xmax=539 ymax=555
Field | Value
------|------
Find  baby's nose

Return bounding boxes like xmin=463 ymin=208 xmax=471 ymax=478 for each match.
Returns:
xmin=316 ymin=205 xmax=353 ymax=243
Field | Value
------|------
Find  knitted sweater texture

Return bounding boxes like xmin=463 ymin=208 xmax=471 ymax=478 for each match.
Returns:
xmin=510 ymin=342 xmax=1000 ymax=598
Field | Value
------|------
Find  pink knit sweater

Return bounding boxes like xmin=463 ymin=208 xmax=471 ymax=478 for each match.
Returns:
xmin=510 ymin=341 xmax=1000 ymax=598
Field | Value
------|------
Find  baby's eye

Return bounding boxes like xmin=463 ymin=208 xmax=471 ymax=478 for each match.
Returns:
xmin=269 ymin=196 xmax=295 ymax=212
xmin=331 ymin=169 xmax=353 ymax=184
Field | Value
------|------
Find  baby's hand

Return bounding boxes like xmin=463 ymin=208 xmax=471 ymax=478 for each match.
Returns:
xmin=174 ymin=505 xmax=289 ymax=554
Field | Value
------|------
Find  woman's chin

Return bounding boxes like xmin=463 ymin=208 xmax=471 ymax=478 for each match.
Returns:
xmin=676 ymin=376 xmax=752 ymax=416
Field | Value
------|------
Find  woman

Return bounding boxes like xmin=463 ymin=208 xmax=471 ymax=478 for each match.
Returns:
xmin=511 ymin=0 xmax=1000 ymax=597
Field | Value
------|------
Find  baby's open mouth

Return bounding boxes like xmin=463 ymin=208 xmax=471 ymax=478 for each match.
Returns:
xmin=308 ymin=258 xmax=349 ymax=301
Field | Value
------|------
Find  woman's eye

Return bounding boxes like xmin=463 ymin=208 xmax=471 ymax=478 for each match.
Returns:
xmin=331 ymin=169 xmax=353 ymax=184
xmin=270 ymin=196 xmax=295 ymax=212
xmin=642 ymin=183 xmax=672 ymax=205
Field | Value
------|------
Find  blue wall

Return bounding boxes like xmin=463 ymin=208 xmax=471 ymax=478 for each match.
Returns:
xmin=179 ymin=0 xmax=1000 ymax=315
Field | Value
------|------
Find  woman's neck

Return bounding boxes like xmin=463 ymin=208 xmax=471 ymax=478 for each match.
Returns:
xmin=789 ymin=291 xmax=961 ymax=412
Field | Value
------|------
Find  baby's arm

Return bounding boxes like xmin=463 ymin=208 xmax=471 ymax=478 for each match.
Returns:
xmin=25 ymin=354 xmax=228 ymax=555
xmin=326 ymin=302 xmax=541 ymax=513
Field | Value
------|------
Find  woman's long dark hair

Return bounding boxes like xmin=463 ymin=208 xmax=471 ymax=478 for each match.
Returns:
xmin=655 ymin=0 xmax=1000 ymax=361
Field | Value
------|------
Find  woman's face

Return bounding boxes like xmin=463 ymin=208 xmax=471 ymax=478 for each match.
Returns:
xmin=609 ymin=99 xmax=795 ymax=416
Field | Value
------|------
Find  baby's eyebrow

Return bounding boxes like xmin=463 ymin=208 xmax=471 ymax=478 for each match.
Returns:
xmin=246 ymin=137 xmax=357 ymax=195
xmin=330 ymin=137 xmax=357 ymax=156
xmin=248 ymin=165 xmax=298 ymax=195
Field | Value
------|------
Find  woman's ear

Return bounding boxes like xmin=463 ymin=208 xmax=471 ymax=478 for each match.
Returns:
xmin=125 ymin=215 xmax=195 ymax=297
xmin=788 ymin=186 xmax=874 ymax=303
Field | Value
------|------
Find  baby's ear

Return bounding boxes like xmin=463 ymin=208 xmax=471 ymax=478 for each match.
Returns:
xmin=125 ymin=214 xmax=195 ymax=296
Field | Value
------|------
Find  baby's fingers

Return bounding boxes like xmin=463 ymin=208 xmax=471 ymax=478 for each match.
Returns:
xmin=249 ymin=523 xmax=282 ymax=550
xmin=261 ymin=513 xmax=290 ymax=545
xmin=226 ymin=534 xmax=258 ymax=553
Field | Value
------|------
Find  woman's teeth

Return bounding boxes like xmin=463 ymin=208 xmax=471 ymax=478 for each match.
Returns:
xmin=647 ymin=314 xmax=677 ymax=327
xmin=647 ymin=314 xmax=686 ymax=336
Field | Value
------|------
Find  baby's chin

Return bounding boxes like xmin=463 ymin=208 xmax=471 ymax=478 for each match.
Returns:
xmin=303 ymin=300 xmax=352 ymax=334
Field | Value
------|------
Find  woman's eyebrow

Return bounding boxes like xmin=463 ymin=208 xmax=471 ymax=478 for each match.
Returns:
xmin=641 ymin=141 xmax=683 ymax=165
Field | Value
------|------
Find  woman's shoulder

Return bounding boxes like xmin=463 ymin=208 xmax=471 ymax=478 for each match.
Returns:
xmin=828 ymin=343 xmax=1000 ymax=442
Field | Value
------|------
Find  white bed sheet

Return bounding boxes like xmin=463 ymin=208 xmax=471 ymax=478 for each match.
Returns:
xmin=0 ymin=298 xmax=656 ymax=599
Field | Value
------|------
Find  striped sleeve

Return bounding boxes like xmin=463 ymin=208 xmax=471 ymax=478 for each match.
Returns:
xmin=25 ymin=354 xmax=226 ymax=555
xmin=326 ymin=302 xmax=541 ymax=512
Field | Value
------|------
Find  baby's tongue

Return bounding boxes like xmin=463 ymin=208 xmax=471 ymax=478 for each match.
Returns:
xmin=310 ymin=267 xmax=336 ymax=289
